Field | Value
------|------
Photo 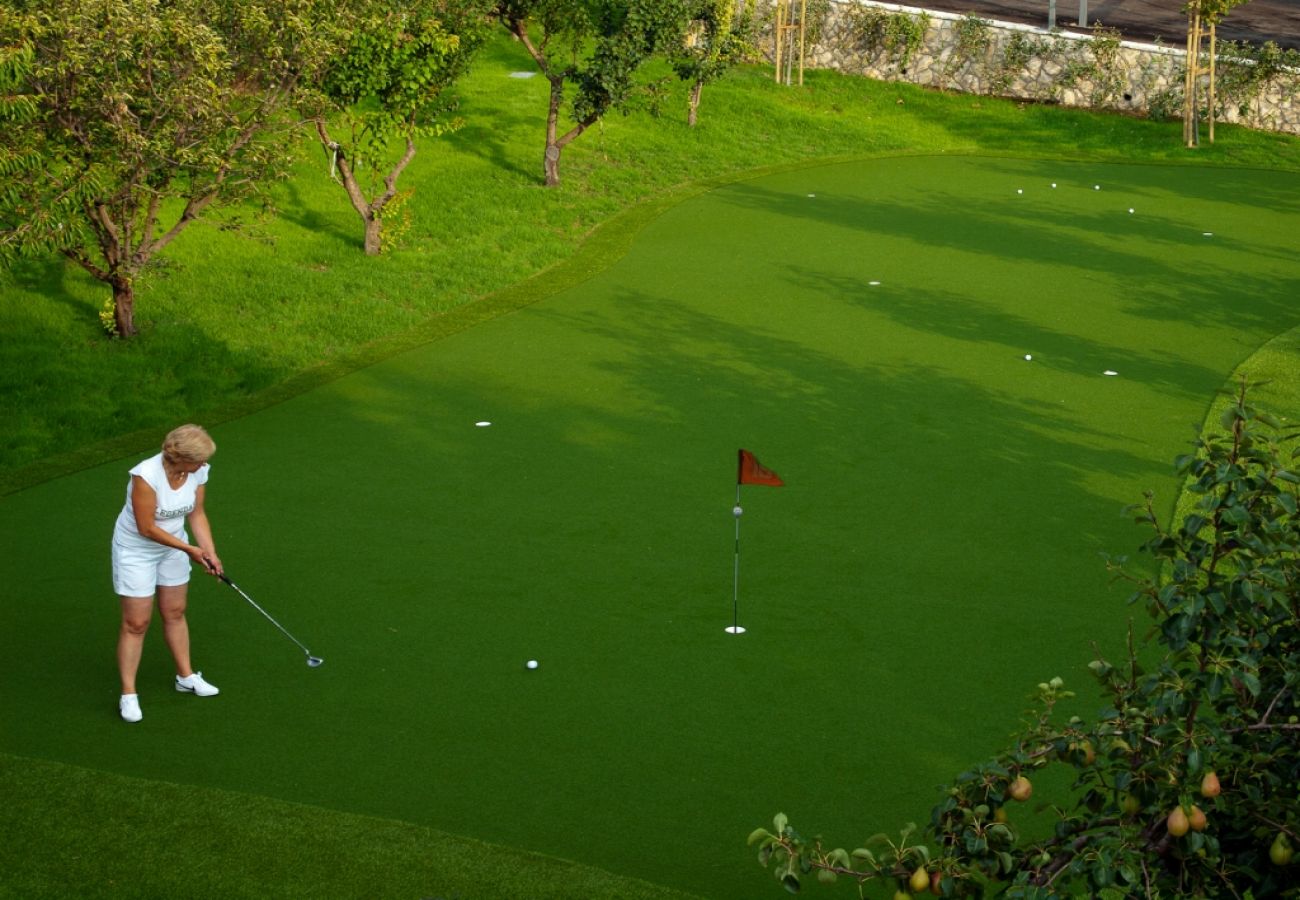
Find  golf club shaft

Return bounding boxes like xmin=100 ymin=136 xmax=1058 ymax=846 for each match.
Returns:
xmin=220 ymin=575 xmax=314 ymax=657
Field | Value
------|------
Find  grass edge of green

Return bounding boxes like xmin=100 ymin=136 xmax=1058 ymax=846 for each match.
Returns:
xmin=6 ymin=146 xmax=1295 ymax=500
xmin=0 ymin=750 xmax=708 ymax=900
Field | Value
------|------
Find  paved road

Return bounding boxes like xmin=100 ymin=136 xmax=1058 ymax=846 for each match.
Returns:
xmin=904 ymin=0 xmax=1300 ymax=50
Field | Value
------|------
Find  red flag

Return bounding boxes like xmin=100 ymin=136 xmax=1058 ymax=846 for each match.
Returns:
xmin=738 ymin=449 xmax=784 ymax=487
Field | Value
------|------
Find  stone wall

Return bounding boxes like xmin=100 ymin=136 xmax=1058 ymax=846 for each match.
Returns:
xmin=765 ymin=0 xmax=1300 ymax=135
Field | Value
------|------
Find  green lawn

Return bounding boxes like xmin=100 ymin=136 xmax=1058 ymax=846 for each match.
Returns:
xmin=4 ymin=35 xmax=1300 ymax=490
xmin=3 ymin=33 xmax=1300 ymax=900
xmin=0 ymin=752 xmax=706 ymax=900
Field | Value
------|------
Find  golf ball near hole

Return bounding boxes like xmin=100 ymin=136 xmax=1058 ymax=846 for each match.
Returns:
xmin=1024 ymin=354 xmax=1033 ymax=361
xmin=526 ymin=659 xmax=539 ymax=669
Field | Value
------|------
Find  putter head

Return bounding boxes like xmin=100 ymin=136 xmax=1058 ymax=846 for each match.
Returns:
xmin=307 ymin=656 xmax=324 ymax=668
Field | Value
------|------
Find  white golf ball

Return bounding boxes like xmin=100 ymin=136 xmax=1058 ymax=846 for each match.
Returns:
xmin=1016 ymin=189 xmax=1023 ymax=194
xmin=526 ymin=659 xmax=539 ymax=670
xmin=1051 ymin=182 xmax=1057 ymax=188
xmin=1024 ymin=354 xmax=1033 ymax=361
xmin=1128 ymin=208 xmax=1135 ymax=214
xmin=1094 ymin=185 xmax=1101 ymax=190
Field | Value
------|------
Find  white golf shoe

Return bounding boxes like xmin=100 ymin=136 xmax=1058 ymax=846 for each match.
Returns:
xmin=120 ymin=693 xmax=142 ymax=723
xmin=175 ymin=671 xmax=220 ymax=697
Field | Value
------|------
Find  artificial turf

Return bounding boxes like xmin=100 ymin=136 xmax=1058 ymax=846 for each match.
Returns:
xmin=0 ymin=752 xmax=707 ymax=900
xmin=2 ymin=155 xmax=1298 ymax=899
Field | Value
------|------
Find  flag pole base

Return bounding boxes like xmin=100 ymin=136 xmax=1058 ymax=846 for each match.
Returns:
xmin=724 ymin=625 xmax=746 ymax=634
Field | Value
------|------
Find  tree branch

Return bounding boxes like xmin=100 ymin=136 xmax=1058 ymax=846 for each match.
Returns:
xmin=370 ymin=135 xmax=418 ymax=216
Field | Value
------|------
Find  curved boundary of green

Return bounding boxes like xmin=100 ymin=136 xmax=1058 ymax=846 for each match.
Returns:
xmin=1168 ymin=323 xmax=1300 ymax=529
xmin=3 ymin=150 xmax=1295 ymax=498
xmin=0 ymin=154 xmax=856 ymax=497
xmin=0 ymin=751 xmax=705 ymax=900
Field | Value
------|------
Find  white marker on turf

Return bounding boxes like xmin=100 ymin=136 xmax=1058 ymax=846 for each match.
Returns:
xmin=475 ymin=421 xmax=492 ymax=427
xmin=1103 ymin=370 xmax=1118 ymax=376
xmin=869 ymin=280 xmax=882 ymax=286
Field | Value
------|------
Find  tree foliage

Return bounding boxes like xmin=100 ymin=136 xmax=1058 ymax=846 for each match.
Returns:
xmin=669 ymin=0 xmax=757 ymax=127
xmin=311 ymin=0 xmax=491 ymax=255
xmin=751 ymin=380 xmax=1299 ymax=898
xmin=0 ymin=0 xmax=340 ymax=337
xmin=492 ymin=0 xmax=695 ymax=186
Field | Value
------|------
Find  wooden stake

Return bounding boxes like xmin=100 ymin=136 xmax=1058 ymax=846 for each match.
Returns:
xmin=1208 ymin=22 xmax=1217 ymax=143
xmin=774 ymin=0 xmax=784 ymax=83
xmin=798 ymin=0 xmax=807 ymax=86
xmin=1184 ymin=7 xmax=1202 ymax=148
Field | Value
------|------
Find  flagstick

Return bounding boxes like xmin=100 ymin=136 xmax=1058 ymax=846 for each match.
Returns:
xmin=727 ymin=484 xmax=746 ymax=634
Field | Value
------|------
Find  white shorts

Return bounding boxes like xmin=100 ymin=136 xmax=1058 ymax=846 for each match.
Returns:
xmin=112 ymin=537 xmax=191 ymax=597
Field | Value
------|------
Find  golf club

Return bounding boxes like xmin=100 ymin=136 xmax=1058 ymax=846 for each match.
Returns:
xmin=218 ymin=574 xmax=323 ymax=667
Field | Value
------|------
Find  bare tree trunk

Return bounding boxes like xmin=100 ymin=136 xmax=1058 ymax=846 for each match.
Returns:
xmin=363 ymin=218 xmax=383 ymax=256
xmin=315 ymin=120 xmax=418 ymax=255
xmin=688 ymin=80 xmax=704 ymax=127
xmin=112 ymin=276 xmax=137 ymax=337
xmin=544 ymin=76 xmax=564 ymax=187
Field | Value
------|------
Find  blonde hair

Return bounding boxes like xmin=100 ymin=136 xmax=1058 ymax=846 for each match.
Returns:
xmin=162 ymin=424 xmax=216 ymax=465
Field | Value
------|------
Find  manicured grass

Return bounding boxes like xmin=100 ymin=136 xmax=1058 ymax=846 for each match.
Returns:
xmin=0 ymin=752 xmax=706 ymax=900
xmin=5 ymin=28 xmax=1300 ymax=900
xmin=3 ymin=35 xmax=1300 ymax=490
xmin=3 ymin=145 xmax=1298 ymax=900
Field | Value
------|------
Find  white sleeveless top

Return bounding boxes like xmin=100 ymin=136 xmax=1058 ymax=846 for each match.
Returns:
xmin=112 ymin=453 xmax=210 ymax=547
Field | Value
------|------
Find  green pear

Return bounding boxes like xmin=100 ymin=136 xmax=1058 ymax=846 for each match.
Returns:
xmin=909 ymin=866 xmax=930 ymax=894
xmin=1270 ymin=833 xmax=1294 ymax=866
xmin=1167 ymin=805 xmax=1190 ymax=837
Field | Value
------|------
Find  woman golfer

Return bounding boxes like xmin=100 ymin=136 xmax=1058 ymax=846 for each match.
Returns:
xmin=111 ymin=424 xmax=224 ymax=723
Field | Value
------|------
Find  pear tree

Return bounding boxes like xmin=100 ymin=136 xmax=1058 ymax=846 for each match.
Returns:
xmin=669 ymin=0 xmax=757 ymax=127
xmin=0 ymin=0 xmax=340 ymax=337
xmin=492 ymin=0 xmax=695 ymax=186
xmin=310 ymin=0 xmax=490 ymax=255
xmin=751 ymin=380 xmax=1299 ymax=898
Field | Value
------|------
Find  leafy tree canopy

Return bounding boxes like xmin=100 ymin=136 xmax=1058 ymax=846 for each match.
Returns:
xmin=669 ymin=0 xmax=757 ymax=126
xmin=0 ymin=0 xmax=342 ymax=336
xmin=493 ymin=0 xmax=696 ymax=185
xmin=310 ymin=0 xmax=492 ymax=254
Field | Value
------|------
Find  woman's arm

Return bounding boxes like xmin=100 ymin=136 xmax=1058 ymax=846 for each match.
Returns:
xmin=130 ymin=476 xmax=220 ymax=574
xmin=186 ymin=485 xmax=222 ymax=576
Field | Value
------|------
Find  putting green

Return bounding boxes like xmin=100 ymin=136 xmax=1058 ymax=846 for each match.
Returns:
xmin=2 ymin=155 xmax=1298 ymax=899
